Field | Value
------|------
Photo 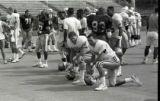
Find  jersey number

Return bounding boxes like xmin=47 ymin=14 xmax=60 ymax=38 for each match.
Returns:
xmin=92 ymin=21 xmax=106 ymax=33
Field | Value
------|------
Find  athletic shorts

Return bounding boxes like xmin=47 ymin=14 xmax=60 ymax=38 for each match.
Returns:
xmin=35 ymin=34 xmax=49 ymax=52
xmin=0 ymin=40 xmax=5 ymax=49
xmin=146 ymin=31 xmax=158 ymax=47
xmin=121 ymin=31 xmax=129 ymax=49
xmin=76 ymin=53 xmax=92 ymax=64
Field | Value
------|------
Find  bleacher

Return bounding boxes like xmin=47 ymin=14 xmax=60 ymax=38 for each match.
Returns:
xmin=89 ymin=0 xmax=122 ymax=13
xmin=0 ymin=0 xmax=122 ymax=16
xmin=46 ymin=1 xmax=91 ymax=11
xmin=0 ymin=0 xmax=50 ymax=16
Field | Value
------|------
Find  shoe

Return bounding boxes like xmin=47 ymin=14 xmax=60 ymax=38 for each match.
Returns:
xmin=32 ymin=62 xmax=43 ymax=67
xmin=52 ymin=46 xmax=59 ymax=52
xmin=131 ymin=75 xmax=143 ymax=86
xmin=28 ymin=49 xmax=33 ymax=52
xmin=72 ymin=79 xmax=86 ymax=85
xmin=19 ymin=53 xmax=26 ymax=59
xmin=142 ymin=58 xmax=148 ymax=64
xmin=153 ymin=59 xmax=158 ymax=64
xmin=3 ymin=60 xmax=8 ymax=64
xmin=48 ymin=47 xmax=53 ymax=52
xmin=11 ymin=59 xmax=18 ymax=63
xmin=94 ymin=83 xmax=108 ymax=91
xmin=41 ymin=64 xmax=48 ymax=68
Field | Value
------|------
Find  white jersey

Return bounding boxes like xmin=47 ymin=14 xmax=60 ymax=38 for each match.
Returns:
xmin=0 ymin=21 xmax=5 ymax=40
xmin=89 ymin=40 xmax=116 ymax=58
xmin=112 ymin=13 xmax=123 ymax=38
xmin=7 ymin=13 xmax=17 ymax=27
xmin=64 ymin=17 xmax=81 ymax=37
xmin=135 ymin=12 xmax=141 ymax=28
xmin=67 ymin=36 xmax=90 ymax=53
xmin=13 ymin=13 xmax=20 ymax=30
xmin=57 ymin=18 xmax=64 ymax=43
xmin=128 ymin=15 xmax=136 ymax=28
xmin=79 ymin=17 xmax=87 ymax=35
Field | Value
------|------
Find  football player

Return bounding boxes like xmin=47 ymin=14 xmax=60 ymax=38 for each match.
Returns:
xmin=6 ymin=7 xmax=19 ymax=63
xmin=0 ymin=18 xmax=11 ymax=64
xmin=142 ymin=8 xmax=158 ymax=64
xmin=76 ymin=9 xmax=87 ymax=36
xmin=87 ymin=34 xmax=142 ymax=91
xmin=89 ymin=7 xmax=112 ymax=42
xmin=67 ymin=32 xmax=91 ymax=85
xmin=32 ymin=9 xmax=51 ymax=68
xmin=57 ymin=11 xmax=67 ymax=66
xmin=20 ymin=9 xmax=34 ymax=52
xmin=47 ymin=8 xmax=59 ymax=52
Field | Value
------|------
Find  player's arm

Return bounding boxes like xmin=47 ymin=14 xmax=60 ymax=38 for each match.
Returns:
xmin=2 ymin=21 xmax=11 ymax=38
xmin=106 ymin=15 xmax=112 ymax=38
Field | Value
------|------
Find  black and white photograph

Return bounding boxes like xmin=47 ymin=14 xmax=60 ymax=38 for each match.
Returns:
xmin=0 ymin=0 xmax=158 ymax=101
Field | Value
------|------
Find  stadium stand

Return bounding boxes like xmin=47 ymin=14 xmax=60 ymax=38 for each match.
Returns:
xmin=0 ymin=0 xmax=50 ymax=16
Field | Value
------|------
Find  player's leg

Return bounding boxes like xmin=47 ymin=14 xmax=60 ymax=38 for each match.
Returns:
xmin=152 ymin=32 xmax=158 ymax=63
xmin=121 ymin=31 xmax=129 ymax=65
xmin=57 ymin=41 xmax=67 ymax=66
xmin=28 ymin=30 xmax=33 ymax=52
xmin=94 ymin=60 xmax=120 ymax=91
xmin=18 ymin=36 xmax=25 ymax=59
xmin=11 ymin=42 xmax=19 ymax=63
xmin=0 ymin=40 xmax=7 ymax=64
xmin=73 ymin=54 xmax=91 ymax=85
xmin=142 ymin=32 xmax=152 ymax=64
xmin=49 ymin=30 xmax=58 ymax=51
xmin=32 ymin=37 xmax=43 ymax=67
xmin=42 ymin=34 xmax=49 ymax=68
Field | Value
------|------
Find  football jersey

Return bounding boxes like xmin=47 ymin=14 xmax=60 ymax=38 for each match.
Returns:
xmin=90 ymin=14 xmax=112 ymax=35
xmin=89 ymin=40 xmax=116 ymax=60
xmin=37 ymin=13 xmax=53 ymax=35
xmin=64 ymin=17 xmax=81 ymax=37
xmin=128 ymin=15 xmax=136 ymax=28
xmin=20 ymin=14 xmax=33 ymax=30
xmin=112 ymin=13 xmax=123 ymax=37
xmin=67 ymin=36 xmax=90 ymax=54
xmin=135 ymin=12 xmax=142 ymax=28
xmin=13 ymin=13 xmax=20 ymax=29
xmin=7 ymin=13 xmax=17 ymax=27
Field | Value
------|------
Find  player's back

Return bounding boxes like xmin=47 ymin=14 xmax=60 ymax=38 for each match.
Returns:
xmin=64 ymin=17 xmax=81 ymax=36
xmin=91 ymin=14 xmax=112 ymax=35
xmin=148 ymin=13 xmax=158 ymax=32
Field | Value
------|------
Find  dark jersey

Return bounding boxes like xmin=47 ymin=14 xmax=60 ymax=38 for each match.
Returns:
xmin=86 ymin=14 xmax=95 ymax=29
xmin=90 ymin=14 xmax=112 ymax=35
xmin=20 ymin=14 xmax=33 ymax=30
xmin=37 ymin=13 xmax=58 ymax=35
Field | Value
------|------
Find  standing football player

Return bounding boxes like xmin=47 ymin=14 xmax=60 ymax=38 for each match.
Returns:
xmin=142 ymin=8 xmax=158 ymax=64
xmin=32 ymin=9 xmax=51 ymax=68
xmin=89 ymin=7 xmax=112 ymax=42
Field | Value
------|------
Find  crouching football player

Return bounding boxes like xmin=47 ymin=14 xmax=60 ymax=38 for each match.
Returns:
xmin=67 ymin=32 xmax=91 ymax=85
xmin=87 ymin=34 xmax=142 ymax=91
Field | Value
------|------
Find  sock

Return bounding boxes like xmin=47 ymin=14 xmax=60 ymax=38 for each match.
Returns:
xmin=44 ymin=51 xmax=48 ymax=60
xmin=80 ymin=70 xmax=85 ymax=81
xmin=125 ymin=77 xmax=132 ymax=82
xmin=37 ymin=52 xmax=41 ymax=59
